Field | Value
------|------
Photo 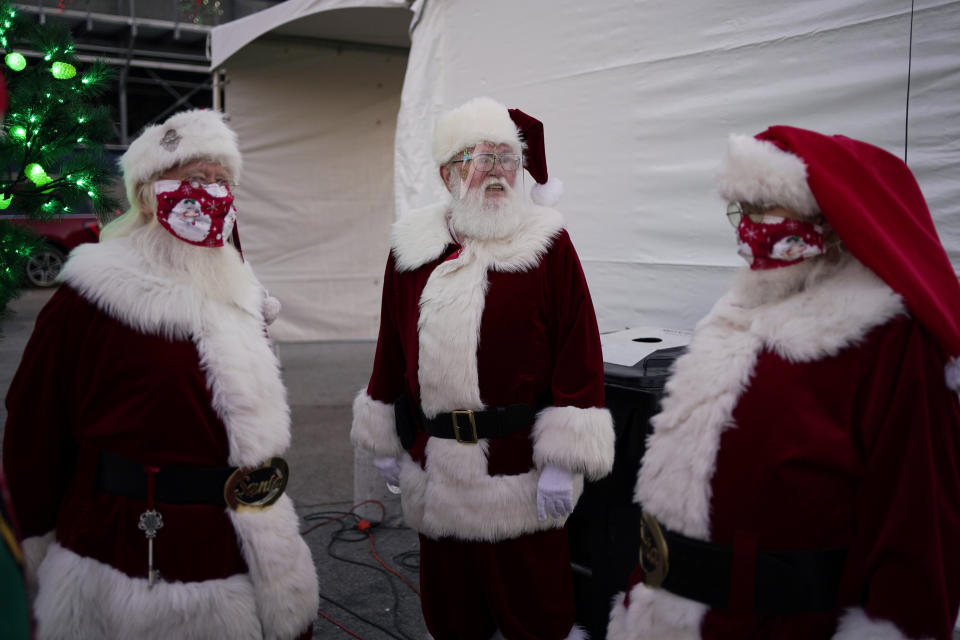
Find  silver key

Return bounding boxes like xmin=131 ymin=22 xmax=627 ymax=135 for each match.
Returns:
xmin=138 ymin=509 xmax=164 ymax=588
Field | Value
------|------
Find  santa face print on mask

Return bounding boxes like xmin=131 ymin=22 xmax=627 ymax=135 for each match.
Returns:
xmin=154 ymin=180 xmax=237 ymax=247
xmin=730 ymin=203 xmax=825 ymax=270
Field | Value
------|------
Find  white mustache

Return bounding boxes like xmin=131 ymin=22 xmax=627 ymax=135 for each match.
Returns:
xmin=482 ymin=177 xmax=509 ymax=191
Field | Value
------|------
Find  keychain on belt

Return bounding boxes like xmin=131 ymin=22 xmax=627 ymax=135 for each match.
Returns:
xmin=137 ymin=466 xmax=164 ymax=588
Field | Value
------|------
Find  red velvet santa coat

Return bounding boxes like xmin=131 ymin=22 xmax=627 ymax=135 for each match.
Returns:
xmin=351 ymin=203 xmax=615 ymax=541
xmin=607 ymin=258 xmax=960 ymax=640
xmin=2 ymin=236 xmax=318 ymax=639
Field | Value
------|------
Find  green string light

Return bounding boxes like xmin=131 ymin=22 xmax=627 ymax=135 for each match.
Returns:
xmin=10 ymin=126 xmax=26 ymax=140
xmin=51 ymin=61 xmax=76 ymax=79
xmin=26 ymin=163 xmax=53 ymax=192
xmin=4 ymin=51 xmax=25 ymax=71
xmin=0 ymin=194 xmax=11 ymax=209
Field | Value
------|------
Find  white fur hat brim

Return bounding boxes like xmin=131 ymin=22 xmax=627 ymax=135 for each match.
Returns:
xmin=432 ymin=96 xmax=522 ymax=165
xmin=120 ymin=109 xmax=241 ymax=207
xmin=717 ymin=134 xmax=821 ymax=218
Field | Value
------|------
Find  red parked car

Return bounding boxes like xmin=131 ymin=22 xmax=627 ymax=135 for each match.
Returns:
xmin=0 ymin=213 xmax=101 ymax=287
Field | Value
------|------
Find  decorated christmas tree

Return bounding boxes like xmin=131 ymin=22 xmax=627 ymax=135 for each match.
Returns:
xmin=0 ymin=0 xmax=116 ymax=310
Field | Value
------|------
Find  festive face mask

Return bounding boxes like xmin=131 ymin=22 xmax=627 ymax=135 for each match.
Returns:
xmin=736 ymin=214 xmax=824 ymax=270
xmin=154 ymin=180 xmax=236 ymax=247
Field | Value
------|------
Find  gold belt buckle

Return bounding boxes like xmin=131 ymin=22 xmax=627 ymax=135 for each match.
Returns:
xmin=223 ymin=457 xmax=289 ymax=512
xmin=639 ymin=511 xmax=670 ymax=588
xmin=451 ymin=409 xmax=478 ymax=444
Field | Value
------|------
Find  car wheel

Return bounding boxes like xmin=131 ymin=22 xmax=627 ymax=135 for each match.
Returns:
xmin=24 ymin=245 xmax=66 ymax=288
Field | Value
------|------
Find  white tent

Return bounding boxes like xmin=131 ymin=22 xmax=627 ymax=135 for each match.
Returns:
xmin=212 ymin=0 xmax=413 ymax=341
xmin=212 ymin=0 xmax=960 ymax=341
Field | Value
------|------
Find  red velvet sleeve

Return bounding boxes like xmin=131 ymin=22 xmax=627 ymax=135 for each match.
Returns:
xmin=366 ymin=253 xmax=406 ymax=405
xmin=850 ymin=318 xmax=960 ymax=639
xmin=544 ymin=230 xmax=605 ymax=410
xmin=2 ymin=287 xmax=90 ymax=538
xmin=531 ymin=231 xmax=614 ymax=479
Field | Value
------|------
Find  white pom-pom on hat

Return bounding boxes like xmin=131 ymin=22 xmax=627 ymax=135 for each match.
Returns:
xmin=531 ymin=177 xmax=564 ymax=206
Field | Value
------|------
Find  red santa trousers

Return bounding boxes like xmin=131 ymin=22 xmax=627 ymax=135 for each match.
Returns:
xmin=419 ymin=526 xmax=575 ymax=640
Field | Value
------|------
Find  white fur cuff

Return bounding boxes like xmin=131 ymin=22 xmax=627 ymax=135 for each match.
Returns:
xmin=351 ymin=390 xmax=403 ymax=457
xmin=832 ymin=608 xmax=925 ymax=640
xmin=532 ymin=406 xmax=615 ymax=480
xmin=21 ymin=530 xmax=55 ymax=598
xmin=945 ymin=357 xmax=960 ymax=392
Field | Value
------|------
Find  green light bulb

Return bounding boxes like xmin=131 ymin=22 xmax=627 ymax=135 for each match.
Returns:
xmin=26 ymin=164 xmax=53 ymax=192
xmin=10 ymin=126 xmax=26 ymax=140
xmin=51 ymin=61 xmax=77 ymax=79
xmin=4 ymin=52 xmax=26 ymax=71
xmin=26 ymin=163 xmax=47 ymax=183
xmin=0 ymin=194 xmax=11 ymax=210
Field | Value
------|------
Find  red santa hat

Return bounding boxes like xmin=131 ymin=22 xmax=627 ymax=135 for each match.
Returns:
xmin=120 ymin=108 xmax=241 ymax=210
xmin=719 ymin=125 xmax=960 ymax=390
xmin=432 ymin=96 xmax=563 ymax=206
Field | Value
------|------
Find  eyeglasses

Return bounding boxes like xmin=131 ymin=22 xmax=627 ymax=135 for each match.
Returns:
xmin=726 ymin=201 xmax=777 ymax=227
xmin=452 ymin=152 xmax=522 ymax=173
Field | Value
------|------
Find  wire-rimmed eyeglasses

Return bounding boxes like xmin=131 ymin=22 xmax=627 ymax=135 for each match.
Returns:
xmin=452 ymin=152 xmax=522 ymax=173
xmin=726 ymin=201 xmax=777 ymax=227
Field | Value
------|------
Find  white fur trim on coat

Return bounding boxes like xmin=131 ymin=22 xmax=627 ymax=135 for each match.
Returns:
xmin=432 ymin=97 xmax=522 ymax=165
xmin=228 ymin=496 xmax=320 ymax=640
xmin=120 ymin=109 xmax=241 ymax=210
xmin=56 ymin=237 xmax=318 ymax=638
xmin=398 ymin=442 xmax=585 ymax=542
xmin=21 ymin=531 xmax=54 ymax=598
xmin=606 ymin=587 xmax=706 ymax=640
xmin=33 ymin=542 xmax=263 ymax=640
xmin=390 ymin=203 xmax=452 ymax=272
xmin=351 ymin=390 xmax=403 ymax=457
xmin=532 ymin=406 xmax=615 ymax=480
xmin=832 ymin=608 xmax=927 ymax=640
xmin=717 ymin=134 xmax=820 ymax=218
xmin=610 ymin=258 xmax=905 ymax=639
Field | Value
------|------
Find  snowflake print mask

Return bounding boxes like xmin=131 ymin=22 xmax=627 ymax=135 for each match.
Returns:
xmin=736 ymin=214 xmax=824 ymax=270
xmin=154 ymin=180 xmax=237 ymax=247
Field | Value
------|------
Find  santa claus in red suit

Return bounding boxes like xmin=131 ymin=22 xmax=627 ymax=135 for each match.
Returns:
xmin=351 ymin=96 xmax=615 ymax=640
xmin=607 ymin=127 xmax=960 ymax=640
xmin=2 ymin=109 xmax=318 ymax=639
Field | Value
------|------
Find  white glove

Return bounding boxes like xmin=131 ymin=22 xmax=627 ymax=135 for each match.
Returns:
xmin=372 ymin=456 xmax=401 ymax=487
xmin=536 ymin=465 xmax=574 ymax=521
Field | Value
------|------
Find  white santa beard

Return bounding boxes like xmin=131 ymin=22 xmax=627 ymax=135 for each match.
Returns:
xmin=449 ymin=176 xmax=526 ymax=241
xmin=733 ymin=251 xmax=852 ymax=308
xmin=130 ymin=220 xmax=252 ymax=305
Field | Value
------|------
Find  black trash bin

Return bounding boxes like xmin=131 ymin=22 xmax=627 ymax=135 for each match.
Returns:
xmin=568 ymin=329 xmax=689 ymax=640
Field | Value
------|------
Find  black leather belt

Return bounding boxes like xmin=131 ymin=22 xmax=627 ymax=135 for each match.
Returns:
xmin=395 ymin=392 xmax=546 ymax=446
xmin=420 ymin=403 xmax=535 ymax=444
xmin=639 ymin=512 xmax=848 ymax=615
xmin=96 ymin=450 xmax=289 ymax=510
